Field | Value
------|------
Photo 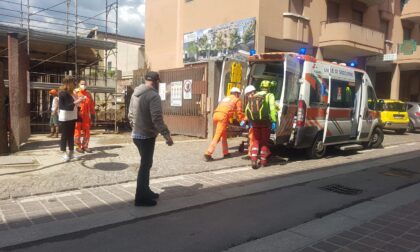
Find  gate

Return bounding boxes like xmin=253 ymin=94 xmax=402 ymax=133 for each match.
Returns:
xmin=159 ymin=64 xmax=208 ymax=138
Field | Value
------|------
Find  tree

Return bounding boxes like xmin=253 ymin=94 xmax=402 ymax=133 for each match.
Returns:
xmin=186 ymin=43 xmax=198 ymax=60
xmin=242 ymin=22 xmax=256 ymax=44
xmin=229 ymin=28 xmax=241 ymax=52
xmin=215 ymin=32 xmax=226 ymax=53
xmin=197 ymin=35 xmax=210 ymax=58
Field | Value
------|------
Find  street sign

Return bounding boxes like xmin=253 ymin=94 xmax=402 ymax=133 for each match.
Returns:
xmin=383 ymin=53 xmax=397 ymax=61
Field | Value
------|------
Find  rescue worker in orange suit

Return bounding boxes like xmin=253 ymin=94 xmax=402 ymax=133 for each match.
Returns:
xmin=74 ymin=80 xmax=96 ymax=153
xmin=245 ymin=80 xmax=277 ymax=169
xmin=204 ymin=87 xmax=244 ymax=161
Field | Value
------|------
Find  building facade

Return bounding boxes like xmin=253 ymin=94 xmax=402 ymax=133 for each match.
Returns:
xmin=146 ymin=0 xmax=420 ymax=101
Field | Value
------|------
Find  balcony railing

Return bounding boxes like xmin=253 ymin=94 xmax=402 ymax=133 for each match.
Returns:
xmin=319 ymin=19 xmax=385 ymax=54
xmin=401 ymin=0 xmax=420 ymax=23
xmin=282 ymin=13 xmax=310 ymax=43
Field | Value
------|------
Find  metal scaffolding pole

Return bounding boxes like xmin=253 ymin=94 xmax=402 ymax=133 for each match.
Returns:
xmin=74 ymin=0 xmax=78 ymax=80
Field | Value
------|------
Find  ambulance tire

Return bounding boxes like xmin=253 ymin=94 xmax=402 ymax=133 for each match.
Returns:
xmin=364 ymin=127 xmax=384 ymax=149
xmin=307 ymin=134 xmax=326 ymax=159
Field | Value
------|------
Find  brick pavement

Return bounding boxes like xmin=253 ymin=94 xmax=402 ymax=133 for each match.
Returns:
xmin=297 ymin=200 xmax=420 ymax=252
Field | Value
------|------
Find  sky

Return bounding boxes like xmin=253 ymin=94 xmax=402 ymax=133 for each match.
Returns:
xmin=0 ymin=0 xmax=145 ymax=38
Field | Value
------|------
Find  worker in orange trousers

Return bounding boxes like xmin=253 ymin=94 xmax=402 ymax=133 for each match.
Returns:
xmin=204 ymin=87 xmax=244 ymax=161
xmin=74 ymin=80 xmax=96 ymax=153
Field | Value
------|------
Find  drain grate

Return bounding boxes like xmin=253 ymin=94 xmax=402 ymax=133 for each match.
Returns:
xmin=320 ymin=184 xmax=363 ymax=195
xmin=381 ymin=168 xmax=419 ymax=178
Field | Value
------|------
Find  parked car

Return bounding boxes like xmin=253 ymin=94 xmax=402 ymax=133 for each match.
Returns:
xmin=377 ymin=99 xmax=409 ymax=134
xmin=406 ymin=102 xmax=420 ymax=133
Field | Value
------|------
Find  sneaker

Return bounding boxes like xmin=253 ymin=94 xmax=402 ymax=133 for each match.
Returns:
xmin=68 ymin=151 xmax=80 ymax=161
xmin=83 ymin=148 xmax=92 ymax=153
xmin=63 ymin=153 xmax=71 ymax=162
xmin=204 ymin=154 xmax=214 ymax=162
xmin=75 ymin=148 xmax=84 ymax=154
xmin=223 ymin=153 xmax=232 ymax=159
xmin=134 ymin=199 xmax=157 ymax=207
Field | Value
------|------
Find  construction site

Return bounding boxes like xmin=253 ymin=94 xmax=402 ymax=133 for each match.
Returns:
xmin=0 ymin=0 xmax=121 ymax=153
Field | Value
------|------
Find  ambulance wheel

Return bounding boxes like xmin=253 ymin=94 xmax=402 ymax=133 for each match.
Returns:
xmin=307 ymin=134 xmax=326 ymax=159
xmin=366 ymin=127 xmax=384 ymax=149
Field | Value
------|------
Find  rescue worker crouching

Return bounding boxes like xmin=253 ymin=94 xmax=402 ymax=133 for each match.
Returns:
xmin=244 ymin=80 xmax=277 ymax=169
xmin=204 ymin=87 xmax=244 ymax=161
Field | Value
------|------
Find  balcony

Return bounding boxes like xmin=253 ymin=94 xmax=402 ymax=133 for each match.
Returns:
xmin=397 ymin=45 xmax=420 ymax=70
xmin=319 ymin=20 xmax=385 ymax=60
xmin=356 ymin=0 xmax=386 ymax=6
xmin=401 ymin=0 xmax=420 ymax=24
xmin=282 ymin=13 xmax=310 ymax=43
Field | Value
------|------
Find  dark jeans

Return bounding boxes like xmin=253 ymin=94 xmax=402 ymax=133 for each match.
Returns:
xmin=133 ymin=137 xmax=156 ymax=201
xmin=60 ymin=120 xmax=76 ymax=152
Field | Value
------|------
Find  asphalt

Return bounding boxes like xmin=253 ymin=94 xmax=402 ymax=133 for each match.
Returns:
xmin=3 ymin=153 xmax=420 ymax=252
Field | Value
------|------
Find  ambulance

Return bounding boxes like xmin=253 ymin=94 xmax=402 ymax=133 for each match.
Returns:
xmin=247 ymin=52 xmax=384 ymax=158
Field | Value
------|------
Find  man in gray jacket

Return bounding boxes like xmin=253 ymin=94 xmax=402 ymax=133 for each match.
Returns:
xmin=128 ymin=71 xmax=173 ymax=207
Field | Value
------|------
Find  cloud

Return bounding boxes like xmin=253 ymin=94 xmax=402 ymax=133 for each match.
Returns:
xmin=0 ymin=0 xmax=145 ymax=38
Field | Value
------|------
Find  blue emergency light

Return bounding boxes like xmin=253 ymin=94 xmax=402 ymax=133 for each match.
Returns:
xmin=299 ymin=48 xmax=307 ymax=55
xmin=349 ymin=61 xmax=357 ymax=67
xmin=250 ymin=49 xmax=256 ymax=56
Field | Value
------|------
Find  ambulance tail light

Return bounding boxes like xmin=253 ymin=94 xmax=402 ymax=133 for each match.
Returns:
xmin=297 ymin=100 xmax=306 ymax=127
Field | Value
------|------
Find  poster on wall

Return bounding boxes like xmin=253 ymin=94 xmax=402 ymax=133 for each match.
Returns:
xmin=183 ymin=79 xmax=192 ymax=100
xmin=170 ymin=81 xmax=183 ymax=107
xmin=159 ymin=83 xmax=166 ymax=101
xmin=183 ymin=17 xmax=256 ymax=63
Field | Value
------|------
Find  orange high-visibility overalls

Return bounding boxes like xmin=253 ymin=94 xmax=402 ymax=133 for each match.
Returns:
xmin=74 ymin=90 xmax=95 ymax=150
xmin=205 ymin=95 xmax=244 ymax=156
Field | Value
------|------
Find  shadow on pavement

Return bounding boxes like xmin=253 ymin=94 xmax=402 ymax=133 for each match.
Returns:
xmin=160 ymin=183 xmax=204 ymax=199
xmin=20 ymin=139 xmax=61 ymax=151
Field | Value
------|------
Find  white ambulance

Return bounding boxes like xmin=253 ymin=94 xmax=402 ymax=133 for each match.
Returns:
xmin=247 ymin=52 xmax=384 ymax=158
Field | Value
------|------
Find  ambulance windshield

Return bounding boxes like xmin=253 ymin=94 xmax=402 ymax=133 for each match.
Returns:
xmin=249 ymin=62 xmax=284 ymax=100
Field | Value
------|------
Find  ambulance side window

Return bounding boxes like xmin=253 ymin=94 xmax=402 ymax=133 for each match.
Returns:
xmin=367 ymin=86 xmax=376 ymax=110
xmin=309 ymin=77 xmax=328 ymax=105
xmin=330 ymin=79 xmax=354 ymax=108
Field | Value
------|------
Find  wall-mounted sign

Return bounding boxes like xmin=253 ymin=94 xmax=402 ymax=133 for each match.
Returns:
xmin=183 ymin=17 xmax=256 ymax=64
xmin=383 ymin=53 xmax=397 ymax=61
xmin=159 ymin=83 xmax=166 ymax=101
xmin=170 ymin=81 xmax=183 ymax=107
xmin=183 ymin=79 xmax=192 ymax=100
xmin=399 ymin=40 xmax=417 ymax=56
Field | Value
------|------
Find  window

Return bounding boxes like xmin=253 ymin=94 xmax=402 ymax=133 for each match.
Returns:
xmin=107 ymin=61 xmax=112 ymax=71
xmin=407 ymin=104 xmax=413 ymax=110
xmin=330 ymin=79 xmax=355 ymax=108
xmin=352 ymin=9 xmax=363 ymax=25
xmin=380 ymin=20 xmax=390 ymax=40
xmin=249 ymin=62 xmax=284 ymax=100
xmin=309 ymin=76 xmax=329 ymax=105
xmin=403 ymin=27 xmax=412 ymax=40
xmin=289 ymin=0 xmax=304 ymax=15
xmin=367 ymin=86 xmax=377 ymax=110
xmin=327 ymin=1 xmax=339 ymax=21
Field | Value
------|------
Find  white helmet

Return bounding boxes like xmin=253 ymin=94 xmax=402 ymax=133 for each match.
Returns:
xmin=244 ymin=85 xmax=256 ymax=95
xmin=230 ymin=87 xmax=241 ymax=94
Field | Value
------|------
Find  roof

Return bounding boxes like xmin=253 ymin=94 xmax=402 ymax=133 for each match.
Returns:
xmin=96 ymin=31 xmax=144 ymax=45
xmin=0 ymin=24 xmax=116 ymax=50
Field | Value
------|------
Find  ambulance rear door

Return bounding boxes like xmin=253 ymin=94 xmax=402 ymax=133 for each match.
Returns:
xmin=276 ymin=55 xmax=303 ymax=144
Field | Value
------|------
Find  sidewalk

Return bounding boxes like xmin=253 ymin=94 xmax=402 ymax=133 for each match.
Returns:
xmin=0 ymin=132 xmax=419 ymax=200
xmin=0 ymin=148 xmax=419 ymax=249
xmin=228 ymin=183 xmax=420 ymax=252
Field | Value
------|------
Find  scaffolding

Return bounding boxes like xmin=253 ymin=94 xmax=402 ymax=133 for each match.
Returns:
xmin=0 ymin=0 xmax=120 ymax=132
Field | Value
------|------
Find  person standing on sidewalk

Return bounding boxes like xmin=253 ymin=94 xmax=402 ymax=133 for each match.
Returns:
xmin=58 ymin=76 xmax=86 ymax=162
xmin=48 ymin=89 xmax=59 ymax=138
xmin=74 ymin=80 xmax=96 ymax=154
xmin=128 ymin=71 xmax=174 ymax=207
xmin=204 ymin=87 xmax=244 ymax=161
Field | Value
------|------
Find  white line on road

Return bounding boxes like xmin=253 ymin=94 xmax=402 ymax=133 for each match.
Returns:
xmin=404 ymin=143 xmax=417 ymax=146
xmin=385 ymin=145 xmax=399 ymax=149
xmin=212 ymin=167 xmax=251 ymax=175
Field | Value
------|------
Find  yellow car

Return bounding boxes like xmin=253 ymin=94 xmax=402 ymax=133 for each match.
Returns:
xmin=378 ymin=99 xmax=409 ymax=134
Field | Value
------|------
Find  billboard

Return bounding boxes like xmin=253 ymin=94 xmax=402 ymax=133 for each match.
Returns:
xmin=183 ymin=17 xmax=256 ymax=63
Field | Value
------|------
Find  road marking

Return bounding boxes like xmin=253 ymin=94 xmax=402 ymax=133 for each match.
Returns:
xmin=19 ymin=191 xmax=82 ymax=203
xmin=212 ymin=167 xmax=250 ymax=175
xmin=404 ymin=143 xmax=416 ymax=146
xmin=385 ymin=145 xmax=399 ymax=149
